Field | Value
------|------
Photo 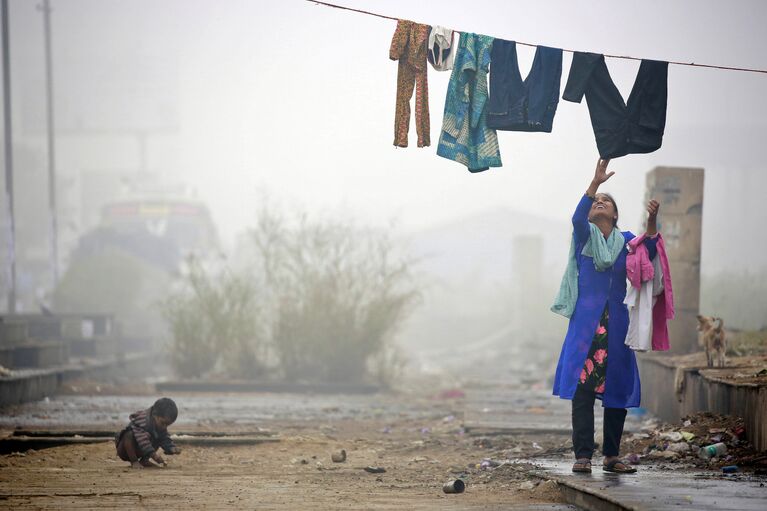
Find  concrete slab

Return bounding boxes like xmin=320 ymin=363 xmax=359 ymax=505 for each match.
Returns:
xmin=0 ymin=352 xmax=155 ymax=407
xmin=0 ymin=435 xmax=280 ymax=454
xmin=532 ymin=457 xmax=767 ymax=511
xmin=156 ymin=380 xmax=381 ymax=394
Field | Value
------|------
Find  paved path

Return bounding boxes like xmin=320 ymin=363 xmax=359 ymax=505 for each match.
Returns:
xmin=461 ymin=384 xmax=767 ymax=511
xmin=532 ymin=458 xmax=767 ymax=511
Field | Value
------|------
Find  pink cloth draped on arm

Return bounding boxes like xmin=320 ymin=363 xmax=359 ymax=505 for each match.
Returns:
xmin=626 ymin=233 xmax=675 ymax=351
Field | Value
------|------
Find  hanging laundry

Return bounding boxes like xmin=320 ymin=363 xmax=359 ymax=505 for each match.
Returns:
xmin=427 ymin=26 xmax=455 ymax=71
xmin=563 ymin=52 xmax=668 ymax=159
xmin=487 ymin=40 xmax=562 ymax=132
xmin=437 ymin=32 xmax=502 ymax=173
xmin=624 ymin=232 xmax=674 ymax=351
xmin=390 ymin=19 xmax=430 ymax=148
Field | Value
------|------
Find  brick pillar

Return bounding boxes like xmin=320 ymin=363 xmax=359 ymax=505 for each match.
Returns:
xmin=644 ymin=167 xmax=704 ymax=354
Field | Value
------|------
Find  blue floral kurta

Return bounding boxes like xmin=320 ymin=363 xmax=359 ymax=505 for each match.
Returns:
xmin=552 ymin=195 xmax=645 ymax=409
xmin=436 ymin=32 xmax=502 ymax=173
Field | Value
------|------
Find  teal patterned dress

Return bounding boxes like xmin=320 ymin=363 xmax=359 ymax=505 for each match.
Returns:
xmin=437 ymin=32 xmax=502 ymax=172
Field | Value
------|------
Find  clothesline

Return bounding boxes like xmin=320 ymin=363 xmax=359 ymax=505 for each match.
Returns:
xmin=307 ymin=0 xmax=767 ymax=75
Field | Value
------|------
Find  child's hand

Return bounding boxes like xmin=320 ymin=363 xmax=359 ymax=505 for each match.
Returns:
xmin=167 ymin=447 xmax=182 ymax=455
xmin=130 ymin=461 xmax=144 ymax=469
xmin=152 ymin=453 xmax=166 ymax=466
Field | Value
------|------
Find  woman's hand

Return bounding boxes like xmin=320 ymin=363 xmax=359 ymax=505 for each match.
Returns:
xmin=586 ymin=159 xmax=613 ymax=198
xmin=646 ymin=199 xmax=659 ymax=235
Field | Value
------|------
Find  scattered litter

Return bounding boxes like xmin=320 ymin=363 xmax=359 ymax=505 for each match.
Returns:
xmin=647 ymin=450 xmax=679 ymax=461
xmin=442 ymin=479 xmax=465 ymax=494
xmin=473 ymin=438 xmax=493 ymax=449
xmin=667 ymin=442 xmax=691 ymax=453
xmin=437 ymin=389 xmax=466 ymax=400
xmin=624 ymin=411 xmax=760 ymax=470
xmin=519 ymin=481 xmax=536 ymax=490
xmin=722 ymin=465 xmax=739 ymax=474
xmin=532 ymin=442 xmax=543 ymax=450
xmin=442 ymin=415 xmax=455 ymax=423
xmin=363 ymin=466 xmax=386 ymax=474
xmin=698 ymin=442 xmax=728 ymax=459
xmin=627 ymin=453 xmax=641 ymax=464
xmin=660 ymin=431 xmax=683 ymax=442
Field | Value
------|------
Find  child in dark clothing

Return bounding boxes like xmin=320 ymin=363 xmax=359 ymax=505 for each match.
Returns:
xmin=115 ymin=397 xmax=181 ymax=468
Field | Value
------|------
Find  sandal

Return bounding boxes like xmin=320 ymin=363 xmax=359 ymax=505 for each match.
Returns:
xmin=572 ymin=458 xmax=592 ymax=473
xmin=603 ymin=458 xmax=637 ymax=473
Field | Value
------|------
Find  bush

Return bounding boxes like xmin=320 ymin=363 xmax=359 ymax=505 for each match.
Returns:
xmin=162 ymin=206 xmax=419 ymax=385
xmin=162 ymin=257 xmax=266 ymax=379
xmin=248 ymin=208 xmax=419 ymax=385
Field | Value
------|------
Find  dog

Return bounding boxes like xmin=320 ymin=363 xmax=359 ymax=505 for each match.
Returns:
xmin=696 ymin=315 xmax=727 ymax=368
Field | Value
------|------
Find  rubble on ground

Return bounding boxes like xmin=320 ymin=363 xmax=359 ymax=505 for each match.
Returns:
xmin=623 ymin=411 xmax=767 ymax=472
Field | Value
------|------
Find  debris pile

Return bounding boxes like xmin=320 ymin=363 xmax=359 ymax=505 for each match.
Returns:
xmin=623 ymin=412 xmax=767 ymax=472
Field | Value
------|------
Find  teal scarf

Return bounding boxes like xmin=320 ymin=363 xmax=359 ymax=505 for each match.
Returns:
xmin=551 ymin=223 xmax=624 ymax=318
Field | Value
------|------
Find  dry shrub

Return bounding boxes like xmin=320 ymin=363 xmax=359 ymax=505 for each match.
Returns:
xmin=249 ymin=207 xmax=419 ymax=385
xmin=163 ymin=205 xmax=419 ymax=385
xmin=162 ymin=257 xmax=267 ymax=379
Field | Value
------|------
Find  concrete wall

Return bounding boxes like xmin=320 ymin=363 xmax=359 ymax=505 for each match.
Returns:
xmin=645 ymin=167 xmax=704 ymax=355
xmin=639 ymin=356 xmax=767 ymax=451
xmin=0 ymin=372 xmax=60 ymax=407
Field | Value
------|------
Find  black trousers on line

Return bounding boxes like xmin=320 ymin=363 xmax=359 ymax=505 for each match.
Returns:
xmin=571 ymin=386 xmax=628 ymax=459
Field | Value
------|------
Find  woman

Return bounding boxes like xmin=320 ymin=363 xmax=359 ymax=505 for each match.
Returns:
xmin=551 ymin=158 xmax=660 ymax=474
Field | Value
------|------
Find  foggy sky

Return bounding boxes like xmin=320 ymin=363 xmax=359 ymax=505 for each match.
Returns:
xmin=5 ymin=0 xmax=767 ymax=275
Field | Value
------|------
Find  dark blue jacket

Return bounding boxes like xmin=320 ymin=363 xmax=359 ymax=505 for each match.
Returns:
xmin=487 ymin=40 xmax=563 ymax=133
xmin=563 ymin=53 xmax=668 ymax=159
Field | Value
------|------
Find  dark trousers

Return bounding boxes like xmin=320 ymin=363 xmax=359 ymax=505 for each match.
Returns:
xmin=572 ymin=386 xmax=627 ymax=459
xmin=116 ymin=430 xmax=143 ymax=462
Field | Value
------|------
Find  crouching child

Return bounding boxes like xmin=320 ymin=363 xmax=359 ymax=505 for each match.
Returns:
xmin=115 ymin=397 xmax=181 ymax=468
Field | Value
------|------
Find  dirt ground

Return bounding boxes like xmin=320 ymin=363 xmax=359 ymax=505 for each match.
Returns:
xmin=0 ymin=410 xmax=570 ymax=510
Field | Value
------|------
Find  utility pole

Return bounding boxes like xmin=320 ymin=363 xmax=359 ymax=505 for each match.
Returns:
xmin=1 ymin=0 xmax=16 ymax=313
xmin=41 ymin=0 xmax=59 ymax=286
